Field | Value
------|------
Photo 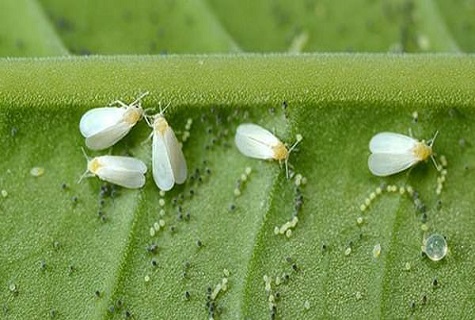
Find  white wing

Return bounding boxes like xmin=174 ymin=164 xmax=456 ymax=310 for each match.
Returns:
xmin=368 ymin=153 xmax=418 ymax=176
xmin=369 ymin=132 xmax=417 ymax=153
xmin=164 ymin=127 xmax=187 ymax=184
xmin=99 ymin=156 xmax=147 ymax=173
xmin=85 ymin=121 xmax=132 ymax=150
xmin=96 ymin=166 xmax=146 ymax=189
xmin=152 ymin=131 xmax=175 ymax=191
xmin=235 ymin=123 xmax=280 ymax=159
xmin=80 ymin=107 xmax=126 ymax=137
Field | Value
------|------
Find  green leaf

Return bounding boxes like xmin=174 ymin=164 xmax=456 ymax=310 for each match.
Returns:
xmin=1 ymin=0 xmax=475 ymax=319
xmin=0 ymin=0 xmax=68 ymax=56
xmin=37 ymin=0 xmax=240 ymax=54
xmin=1 ymin=55 xmax=474 ymax=319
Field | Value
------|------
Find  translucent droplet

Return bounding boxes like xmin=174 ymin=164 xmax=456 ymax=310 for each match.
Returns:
xmin=423 ymin=233 xmax=448 ymax=261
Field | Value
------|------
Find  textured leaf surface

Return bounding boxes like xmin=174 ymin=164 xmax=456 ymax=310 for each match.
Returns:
xmin=1 ymin=0 xmax=475 ymax=319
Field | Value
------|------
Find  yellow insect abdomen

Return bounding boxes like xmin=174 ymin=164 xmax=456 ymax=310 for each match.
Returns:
xmin=272 ymin=143 xmax=289 ymax=160
xmin=154 ymin=117 xmax=169 ymax=135
xmin=124 ymin=109 xmax=142 ymax=124
xmin=88 ymin=158 xmax=102 ymax=174
xmin=413 ymin=142 xmax=432 ymax=161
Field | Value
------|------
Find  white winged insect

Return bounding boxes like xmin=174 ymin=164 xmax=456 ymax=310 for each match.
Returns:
xmin=79 ymin=150 xmax=147 ymax=189
xmin=145 ymin=104 xmax=187 ymax=191
xmin=368 ymin=131 xmax=439 ymax=177
xmin=235 ymin=123 xmax=302 ymax=178
xmin=79 ymin=92 xmax=149 ymax=150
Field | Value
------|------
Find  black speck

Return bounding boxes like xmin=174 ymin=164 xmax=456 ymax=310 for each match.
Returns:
xmin=292 ymin=263 xmax=298 ymax=272
xmin=151 ymin=259 xmax=158 ymax=267
xmin=432 ymin=278 xmax=439 ymax=287
xmin=95 ymin=290 xmax=101 ymax=298
xmin=208 ymin=301 xmax=215 ymax=312
xmin=69 ymin=265 xmax=75 ymax=274
xmin=196 ymin=240 xmax=202 ymax=247
xmin=436 ymin=200 xmax=442 ymax=210
xmin=185 ymin=291 xmax=190 ymax=300
xmin=421 ymin=212 xmax=428 ymax=223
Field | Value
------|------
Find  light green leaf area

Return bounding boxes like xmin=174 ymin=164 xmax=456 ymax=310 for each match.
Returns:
xmin=36 ymin=0 xmax=239 ymax=54
xmin=1 ymin=0 xmax=475 ymax=319
xmin=205 ymin=0 xmax=461 ymax=52
xmin=0 ymin=55 xmax=474 ymax=319
xmin=0 ymin=0 xmax=68 ymax=56
xmin=11 ymin=0 xmax=469 ymax=54
xmin=433 ymin=0 xmax=475 ymax=52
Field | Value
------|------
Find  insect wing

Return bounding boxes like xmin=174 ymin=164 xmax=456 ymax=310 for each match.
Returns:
xmin=80 ymin=107 xmax=126 ymax=137
xmin=235 ymin=123 xmax=280 ymax=159
xmin=369 ymin=132 xmax=417 ymax=153
xmin=368 ymin=153 xmax=418 ymax=176
xmin=164 ymin=127 xmax=187 ymax=184
xmin=99 ymin=156 xmax=147 ymax=173
xmin=95 ymin=156 xmax=146 ymax=188
xmin=152 ymin=130 xmax=175 ymax=191
xmin=85 ymin=121 xmax=132 ymax=150
xmin=96 ymin=166 xmax=146 ymax=188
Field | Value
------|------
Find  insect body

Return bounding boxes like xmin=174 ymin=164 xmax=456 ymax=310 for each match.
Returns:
xmin=235 ymin=123 xmax=301 ymax=178
xmin=368 ymin=132 xmax=438 ymax=176
xmin=79 ymin=92 xmax=149 ymax=150
xmin=81 ymin=155 xmax=147 ymax=189
xmin=147 ymin=110 xmax=187 ymax=191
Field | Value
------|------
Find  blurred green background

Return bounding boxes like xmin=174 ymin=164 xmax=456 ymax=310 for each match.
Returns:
xmin=0 ymin=0 xmax=473 ymax=56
